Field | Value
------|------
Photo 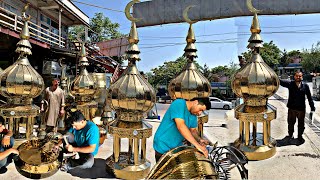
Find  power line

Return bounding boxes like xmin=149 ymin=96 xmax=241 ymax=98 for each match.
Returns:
xmin=71 ymin=0 xmax=124 ymax=13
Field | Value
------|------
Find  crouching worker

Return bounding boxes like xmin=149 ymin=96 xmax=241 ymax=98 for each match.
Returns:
xmin=60 ymin=110 xmax=99 ymax=172
xmin=0 ymin=117 xmax=19 ymax=174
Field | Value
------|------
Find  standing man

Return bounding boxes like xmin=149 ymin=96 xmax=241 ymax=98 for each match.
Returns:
xmin=153 ymin=97 xmax=211 ymax=162
xmin=280 ymin=71 xmax=315 ymax=144
xmin=0 ymin=117 xmax=19 ymax=174
xmin=60 ymin=110 xmax=99 ymax=172
xmin=45 ymin=78 xmax=65 ymax=133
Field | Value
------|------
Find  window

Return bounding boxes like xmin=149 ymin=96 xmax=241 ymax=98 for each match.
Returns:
xmin=4 ymin=3 xmax=18 ymax=14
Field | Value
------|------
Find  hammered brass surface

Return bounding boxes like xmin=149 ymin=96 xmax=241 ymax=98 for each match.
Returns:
xmin=15 ymin=139 xmax=61 ymax=178
xmin=234 ymin=104 xmax=276 ymax=122
xmin=231 ymin=1 xmax=279 ymax=161
xmin=147 ymin=146 xmax=217 ymax=179
xmin=106 ymin=2 xmax=155 ymax=178
xmin=168 ymin=22 xmax=211 ymax=100
xmin=0 ymin=56 xmax=44 ymax=102
xmin=168 ymin=61 xmax=211 ymax=100
xmin=107 ymin=63 xmax=156 ymax=122
xmin=0 ymin=104 xmax=40 ymax=117
xmin=106 ymin=152 xmax=151 ymax=180
xmin=71 ymin=43 xmax=97 ymax=102
xmin=234 ymin=136 xmax=276 ymax=160
xmin=109 ymin=121 xmax=152 ymax=138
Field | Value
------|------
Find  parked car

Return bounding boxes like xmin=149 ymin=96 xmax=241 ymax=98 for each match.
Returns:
xmin=209 ymin=97 xmax=233 ymax=110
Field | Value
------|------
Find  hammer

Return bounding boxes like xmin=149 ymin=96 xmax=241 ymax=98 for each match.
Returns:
xmin=63 ymin=135 xmax=80 ymax=159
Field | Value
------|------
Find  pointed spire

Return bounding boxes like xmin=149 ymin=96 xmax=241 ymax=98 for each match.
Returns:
xmin=15 ymin=4 xmax=32 ymax=56
xmin=247 ymin=13 xmax=263 ymax=49
xmin=183 ymin=24 xmax=197 ymax=60
xmin=79 ymin=43 xmax=89 ymax=66
xmin=126 ymin=22 xmax=140 ymax=62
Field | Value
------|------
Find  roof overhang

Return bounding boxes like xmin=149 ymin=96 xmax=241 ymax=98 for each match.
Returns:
xmin=53 ymin=0 xmax=89 ymax=26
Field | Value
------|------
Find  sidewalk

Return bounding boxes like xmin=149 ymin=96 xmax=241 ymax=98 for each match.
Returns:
xmin=225 ymin=90 xmax=320 ymax=179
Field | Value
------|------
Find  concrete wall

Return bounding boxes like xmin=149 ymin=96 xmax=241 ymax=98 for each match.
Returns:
xmin=133 ymin=0 xmax=320 ymax=27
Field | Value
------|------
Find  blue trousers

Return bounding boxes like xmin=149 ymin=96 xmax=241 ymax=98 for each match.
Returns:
xmin=0 ymin=136 xmax=14 ymax=168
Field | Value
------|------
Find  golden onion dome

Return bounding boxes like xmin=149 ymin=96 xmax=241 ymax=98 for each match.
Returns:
xmin=107 ymin=22 xmax=156 ymax=122
xmin=168 ymin=23 xmax=211 ymax=100
xmin=0 ymin=13 xmax=44 ymax=105
xmin=70 ymin=43 xmax=97 ymax=102
xmin=231 ymin=11 xmax=279 ymax=106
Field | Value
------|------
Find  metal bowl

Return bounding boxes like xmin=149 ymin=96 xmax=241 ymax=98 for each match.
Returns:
xmin=14 ymin=139 xmax=62 ymax=179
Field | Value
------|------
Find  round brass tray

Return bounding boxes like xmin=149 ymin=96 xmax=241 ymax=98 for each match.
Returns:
xmin=14 ymin=139 xmax=62 ymax=179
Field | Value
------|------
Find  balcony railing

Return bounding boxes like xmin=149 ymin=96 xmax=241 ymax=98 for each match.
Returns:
xmin=0 ymin=7 xmax=66 ymax=47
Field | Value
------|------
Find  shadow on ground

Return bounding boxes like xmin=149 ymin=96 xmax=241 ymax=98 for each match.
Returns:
xmin=68 ymin=158 xmax=115 ymax=179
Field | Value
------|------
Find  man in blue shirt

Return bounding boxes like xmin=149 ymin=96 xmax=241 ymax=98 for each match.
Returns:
xmin=153 ymin=97 xmax=211 ymax=162
xmin=61 ymin=110 xmax=99 ymax=172
xmin=0 ymin=117 xmax=19 ymax=174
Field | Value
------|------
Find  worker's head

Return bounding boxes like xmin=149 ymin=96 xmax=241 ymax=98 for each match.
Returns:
xmin=0 ymin=116 xmax=5 ymax=133
xmin=70 ymin=110 xmax=86 ymax=130
xmin=52 ymin=78 xmax=60 ymax=87
xmin=294 ymin=71 xmax=303 ymax=83
xmin=189 ymin=97 xmax=211 ymax=116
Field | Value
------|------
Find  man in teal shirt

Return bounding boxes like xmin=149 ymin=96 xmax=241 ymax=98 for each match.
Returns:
xmin=61 ymin=110 xmax=99 ymax=172
xmin=153 ymin=97 xmax=211 ymax=162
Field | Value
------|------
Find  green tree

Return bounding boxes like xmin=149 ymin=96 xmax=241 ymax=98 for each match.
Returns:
xmin=301 ymin=42 xmax=320 ymax=73
xmin=68 ymin=12 xmax=124 ymax=42
xmin=148 ymin=57 xmax=201 ymax=87
xmin=241 ymin=41 xmax=281 ymax=68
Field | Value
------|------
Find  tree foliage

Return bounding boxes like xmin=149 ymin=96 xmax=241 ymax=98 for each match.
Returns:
xmin=68 ymin=13 xmax=124 ymax=42
xmin=148 ymin=57 xmax=201 ymax=87
xmin=301 ymin=42 xmax=320 ymax=73
xmin=241 ymin=41 xmax=282 ymax=68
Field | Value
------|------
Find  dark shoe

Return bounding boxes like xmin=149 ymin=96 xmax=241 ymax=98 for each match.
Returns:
xmin=283 ymin=135 xmax=293 ymax=142
xmin=296 ymin=137 xmax=305 ymax=146
xmin=0 ymin=167 xmax=8 ymax=174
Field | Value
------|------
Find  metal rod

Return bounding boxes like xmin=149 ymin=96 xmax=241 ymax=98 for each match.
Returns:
xmin=8 ymin=117 xmax=13 ymax=133
xmin=128 ymin=138 xmax=133 ymax=164
xmin=252 ymin=122 xmax=257 ymax=146
xmin=114 ymin=136 xmax=120 ymax=162
xmin=141 ymin=138 xmax=146 ymax=160
xmin=245 ymin=121 xmax=250 ymax=146
xmin=134 ymin=138 xmax=139 ymax=165
xmin=263 ymin=121 xmax=268 ymax=145
xmin=239 ymin=121 xmax=244 ymax=142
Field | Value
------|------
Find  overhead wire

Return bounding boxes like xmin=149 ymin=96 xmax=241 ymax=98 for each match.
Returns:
xmin=71 ymin=0 xmax=124 ymax=13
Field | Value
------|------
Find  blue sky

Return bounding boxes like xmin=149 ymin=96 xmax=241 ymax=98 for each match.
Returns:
xmin=73 ymin=0 xmax=320 ymax=72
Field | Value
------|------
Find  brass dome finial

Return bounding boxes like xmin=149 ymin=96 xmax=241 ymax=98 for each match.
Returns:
xmin=0 ymin=3 xmax=44 ymax=105
xmin=79 ymin=42 xmax=89 ymax=66
xmin=70 ymin=34 xmax=96 ymax=102
xmin=246 ymin=0 xmax=263 ymax=49
xmin=16 ymin=3 xmax=32 ymax=56
xmin=168 ymin=6 xmax=211 ymax=100
xmin=125 ymin=0 xmax=141 ymax=62
xmin=183 ymin=5 xmax=198 ymax=60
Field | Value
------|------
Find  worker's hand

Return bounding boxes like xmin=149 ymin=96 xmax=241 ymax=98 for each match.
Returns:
xmin=10 ymin=148 xmax=19 ymax=155
xmin=195 ymin=144 xmax=208 ymax=158
xmin=66 ymin=144 xmax=74 ymax=152
xmin=2 ymin=136 xmax=10 ymax=147
xmin=59 ymin=109 xmax=65 ymax=116
xmin=199 ymin=139 xmax=210 ymax=146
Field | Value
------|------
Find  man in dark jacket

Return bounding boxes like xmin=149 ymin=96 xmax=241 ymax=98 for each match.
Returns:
xmin=280 ymin=71 xmax=315 ymax=145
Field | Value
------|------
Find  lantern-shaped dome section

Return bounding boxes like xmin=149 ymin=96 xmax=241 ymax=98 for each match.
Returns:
xmin=168 ymin=61 xmax=211 ymax=100
xmin=0 ymin=13 xmax=44 ymax=104
xmin=168 ymin=23 xmax=211 ymax=100
xmin=107 ymin=21 xmax=156 ymax=122
xmin=108 ymin=62 xmax=156 ymax=122
xmin=70 ymin=43 xmax=97 ymax=100
xmin=231 ymin=10 xmax=279 ymax=106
